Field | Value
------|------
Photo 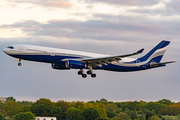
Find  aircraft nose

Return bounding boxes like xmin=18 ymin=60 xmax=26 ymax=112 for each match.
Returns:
xmin=3 ymin=48 xmax=7 ymax=54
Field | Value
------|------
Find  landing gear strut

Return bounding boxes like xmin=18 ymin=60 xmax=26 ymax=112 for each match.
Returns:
xmin=87 ymin=70 xmax=92 ymax=75
xmin=18 ymin=58 xmax=22 ymax=66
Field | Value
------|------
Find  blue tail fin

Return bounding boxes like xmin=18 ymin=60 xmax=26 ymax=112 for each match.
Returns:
xmin=138 ymin=40 xmax=170 ymax=63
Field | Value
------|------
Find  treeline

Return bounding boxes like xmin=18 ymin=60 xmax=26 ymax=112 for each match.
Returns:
xmin=0 ymin=97 xmax=180 ymax=120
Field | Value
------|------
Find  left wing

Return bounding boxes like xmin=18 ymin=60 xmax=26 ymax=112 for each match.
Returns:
xmin=80 ymin=48 xmax=144 ymax=67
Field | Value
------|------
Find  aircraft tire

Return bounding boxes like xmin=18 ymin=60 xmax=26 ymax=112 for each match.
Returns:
xmin=91 ymin=74 xmax=96 ymax=78
xmin=18 ymin=63 xmax=22 ymax=66
xmin=78 ymin=71 xmax=83 ymax=75
xmin=82 ymin=74 xmax=87 ymax=78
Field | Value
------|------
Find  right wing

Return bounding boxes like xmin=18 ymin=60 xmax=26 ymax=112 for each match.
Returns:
xmin=80 ymin=48 xmax=144 ymax=67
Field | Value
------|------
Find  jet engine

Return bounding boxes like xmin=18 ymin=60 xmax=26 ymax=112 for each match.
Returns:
xmin=65 ymin=60 xmax=86 ymax=69
xmin=51 ymin=63 xmax=70 ymax=70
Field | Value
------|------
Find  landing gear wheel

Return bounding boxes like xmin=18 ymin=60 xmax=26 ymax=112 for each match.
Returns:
xmin=78 ymin=71 xmax=83 ymax=75
xmin=18 ymin=63 xmax=22 ymax=66
xmin=82 ymin=74 xmax=87 ymax=78
xmin=87 ymin=70 xmax=92 ymax=75
xmin=91 ymin=74 xmax=96 ymax=78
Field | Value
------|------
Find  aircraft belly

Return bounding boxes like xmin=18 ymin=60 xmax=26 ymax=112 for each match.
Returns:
xmin=10 ymin=54 xmax=80 ymax=64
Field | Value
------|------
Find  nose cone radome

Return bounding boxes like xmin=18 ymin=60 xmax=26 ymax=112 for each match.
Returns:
xmin=3 ymin=48 xmax=8 ymax=54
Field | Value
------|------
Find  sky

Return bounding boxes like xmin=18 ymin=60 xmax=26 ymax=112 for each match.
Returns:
xmin=0 ymin=0 xmax=180 ymax=102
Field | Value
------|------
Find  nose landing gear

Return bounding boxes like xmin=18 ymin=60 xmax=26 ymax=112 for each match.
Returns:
xmin=18 ymin=58 xmax=22 ymax=66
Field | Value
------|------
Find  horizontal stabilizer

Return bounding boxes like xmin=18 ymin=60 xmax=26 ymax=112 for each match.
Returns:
xmin=151 ymin=61 xmax=176 ymax=67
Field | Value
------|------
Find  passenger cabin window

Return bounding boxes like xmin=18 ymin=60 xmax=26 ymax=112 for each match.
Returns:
xmin=7 ymin=46 xmax=14 ymax=49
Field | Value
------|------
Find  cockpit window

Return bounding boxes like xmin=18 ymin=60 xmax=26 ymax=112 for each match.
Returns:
xmin=7 ymin=46 xmax=14 ymax=49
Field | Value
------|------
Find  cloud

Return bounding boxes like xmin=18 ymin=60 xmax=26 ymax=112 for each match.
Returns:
xmin=39 ymin=1 xmax=72 ymax=8
xmin=1 ymin=13 xmax=180 ymax=43
xmin=3 ymin=0 xmax=72 ymax=9
xmin=85 ymin=0 xmax=161 ymax=6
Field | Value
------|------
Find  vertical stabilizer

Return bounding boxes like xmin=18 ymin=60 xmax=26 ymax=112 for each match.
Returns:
xmin=138 ymin=40 xmax=170 ymax=63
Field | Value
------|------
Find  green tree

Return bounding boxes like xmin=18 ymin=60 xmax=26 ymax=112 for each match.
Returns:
xmin=106 ymin=111 xmax=117 ymax=118
xmin=88 ymin=101 xmax=95 ymax=104
xmin=126 ymin=101 xmax=144 ymax=111
xmin=0 ymin=113 xmax=4 ymax=120
xmin=115 ymin=102 xmax=124 ymax=109
xmin=6 ymin=97 xmax=16 ymax=102
xmin=116 ymin=112 xmax=131 ymax=120
xmin=66 ymin=108 xmax=84 ymax=120
xmin=145 ymin=102 xmax=167 ymax=114
xmin=14 ymin=111 xmax=35 ymax=120
xmin=35 ymin=98 xmax=54 ymax=109
xmin=140 ymin=109 xmax=156 ymax=120
xmin=158 ymin=99 xmax=173 ymax=105
xmin=4 ymin=100 xmax=22 ymax=117
xmin=0 ymin=101 xmax=3 ymax=110
xmin=139 ymin=114 xmax=146 ymax=120
xmin=95 ymin=118 xmax=107 ymax=120
xmin=100 ymin=98 xmax=108 ymax=105
xmin=162 ymin=115 xmax=180 ymax=120
xmin=71 ymin=101 xmax=85 ymax=110
xmin=105 ymin=104 xmax=118 ymax=112
xmin=18 ymin=106 xmax=30 ymax=112
xmin=51 ymin=106 xmax=62 ymax=119
xmin=111 ymin=117 xmax=119 ymax=120
xmin=158 ymin=105 xmax=180 ymax=115
xmin=93 ymin=102 xmax=107 ymax=118
xmin=30 ymin=104 xmax=51 ymax=116
xmin=115 ymin=108 xmax=123 ymax=114
xmin=82 ymin=107 xmax=100 ymax=120
xmin=128 ymin=110 xmax=138 ymax=120
xmin=55 ymin=100 xmax=71 ymax=119
xmin=17 ymin=101 xmax=33 ymax=106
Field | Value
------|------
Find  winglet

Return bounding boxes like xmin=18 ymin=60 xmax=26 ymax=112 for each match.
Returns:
xmin=136 ymin=48 xmax=144 ymax=54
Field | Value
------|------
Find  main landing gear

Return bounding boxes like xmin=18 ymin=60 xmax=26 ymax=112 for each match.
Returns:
xmin=78 ymin=69 xmax=96 ymax=78
xmin=18 ymin=58 xmax=22 ymax=66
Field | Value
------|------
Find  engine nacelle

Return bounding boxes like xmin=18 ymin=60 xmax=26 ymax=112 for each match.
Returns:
xmin=51 ymin=63 xmax=70 ymax=70
xmin=65 ymin=60 xmax=86 ymax=69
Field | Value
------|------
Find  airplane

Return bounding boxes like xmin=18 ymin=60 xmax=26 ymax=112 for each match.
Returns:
xmin=3 ymin=40 xmax=176 ymax=78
